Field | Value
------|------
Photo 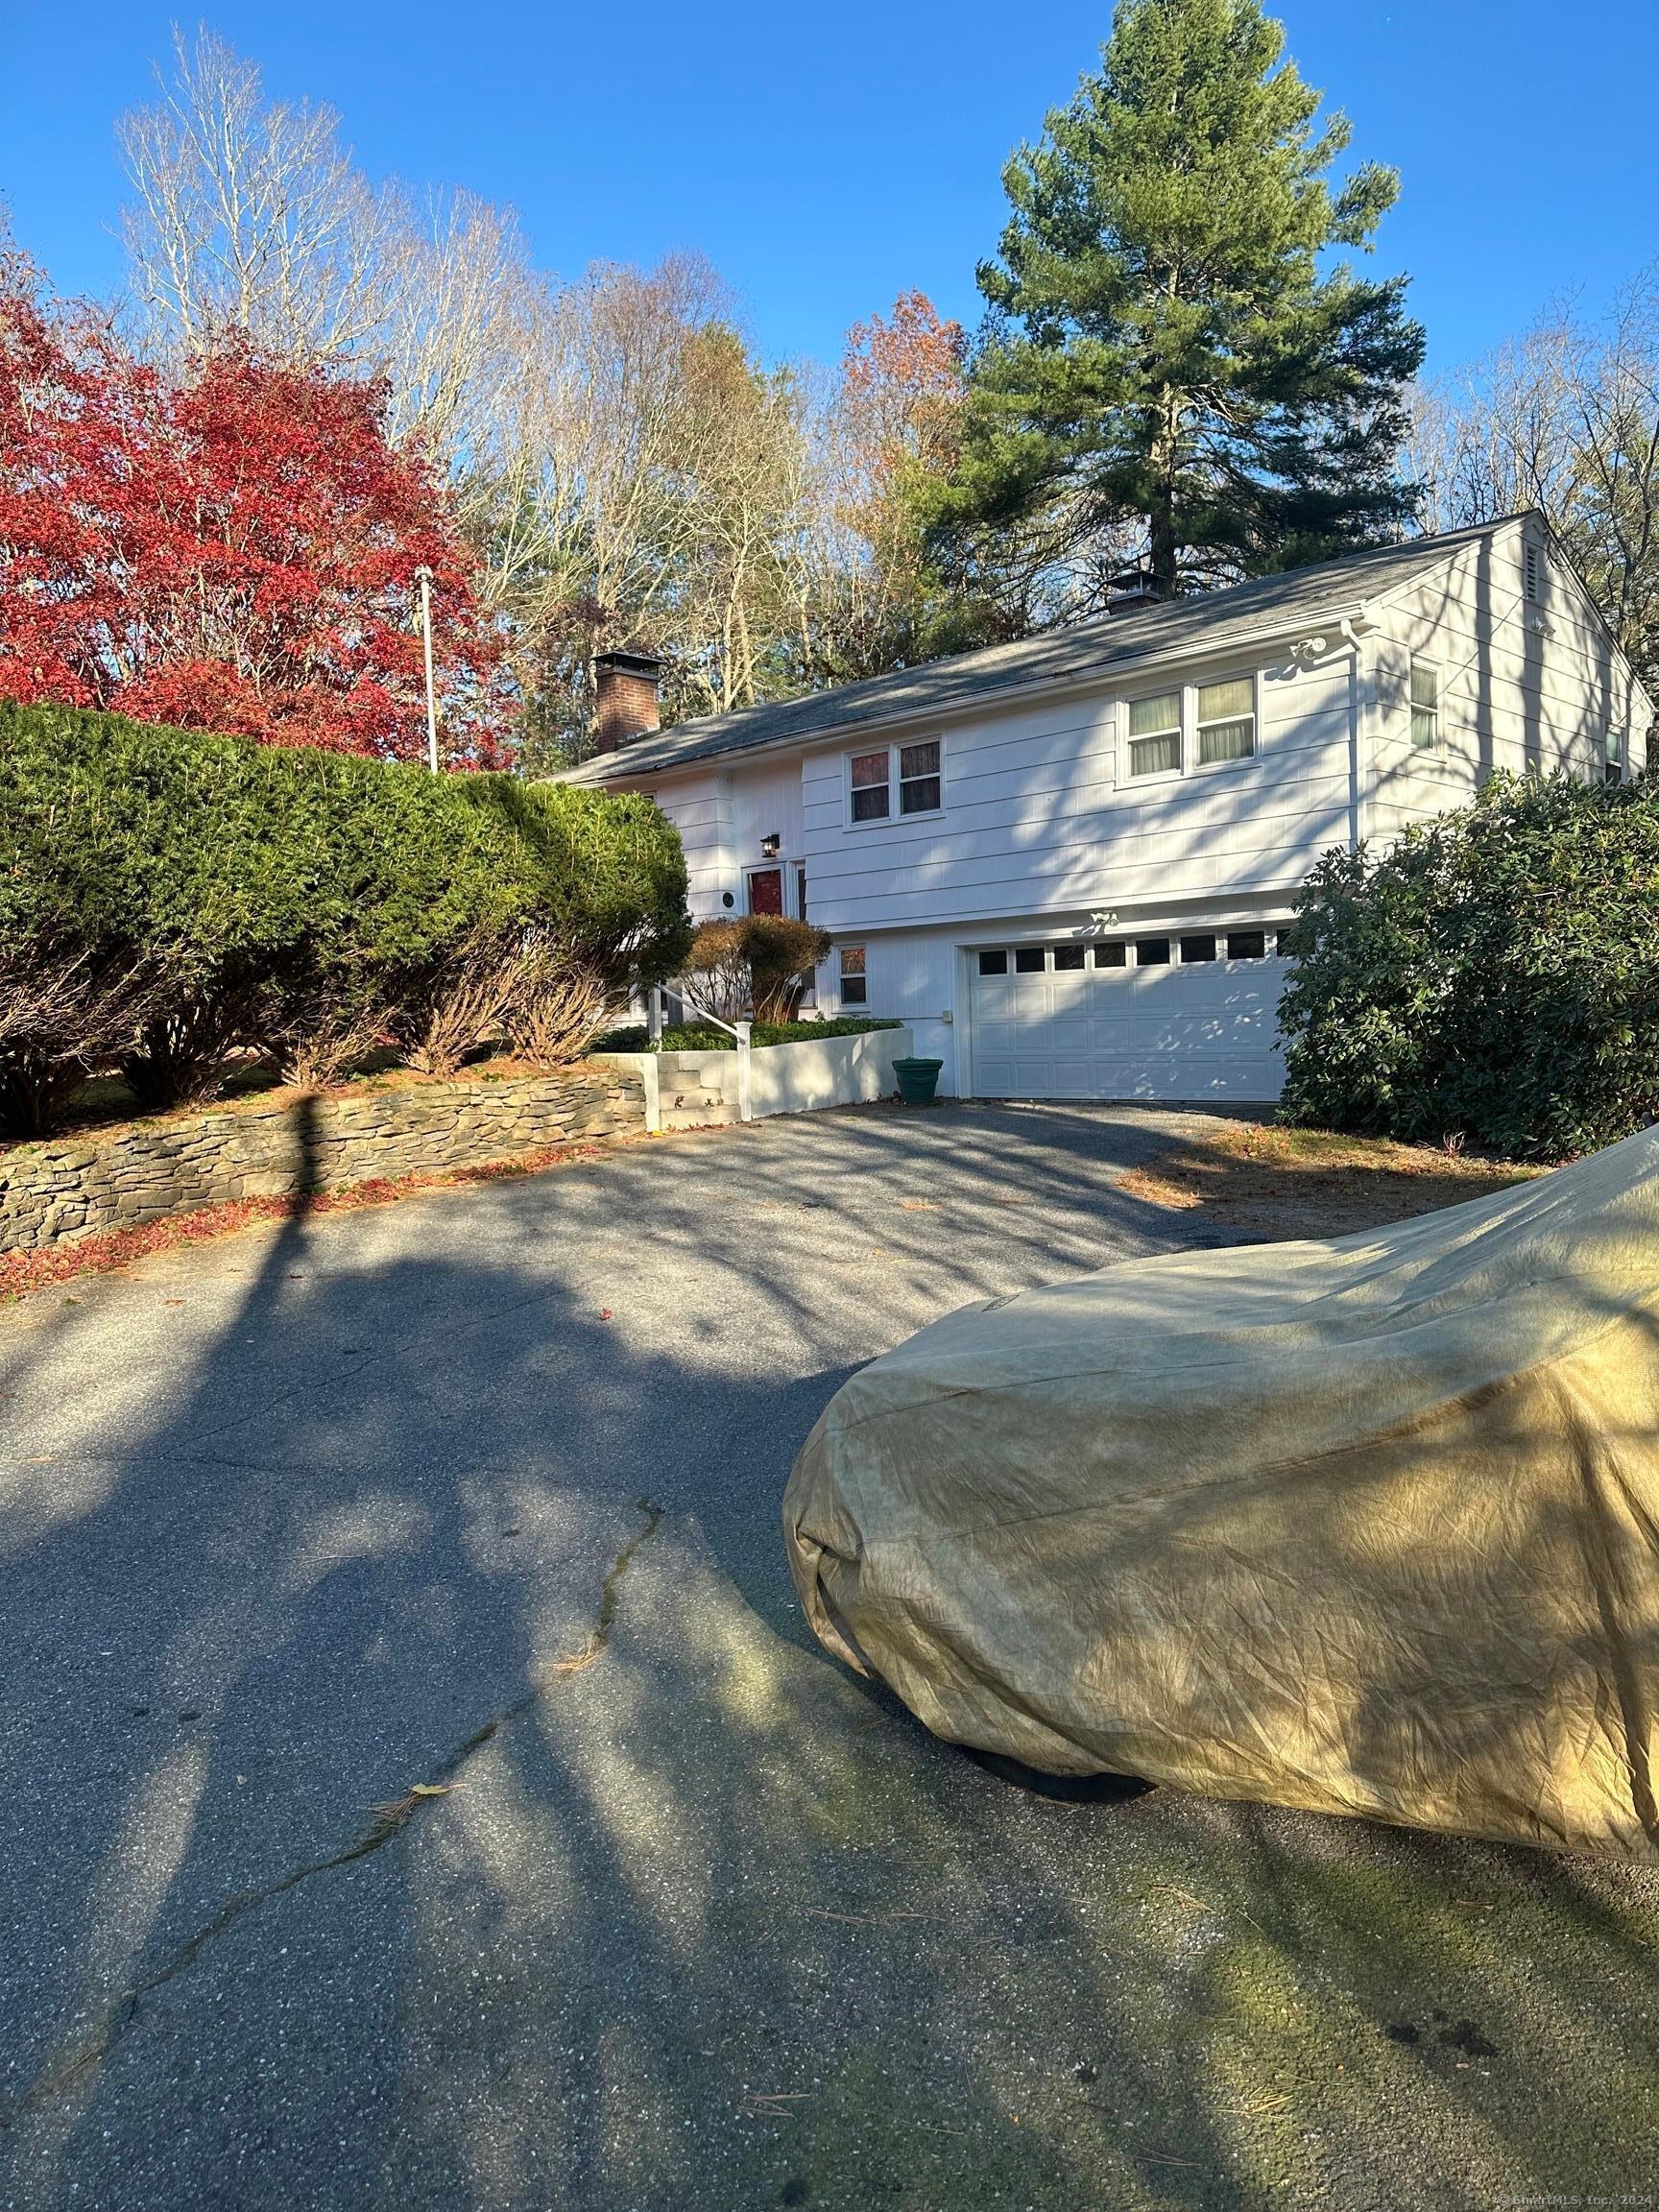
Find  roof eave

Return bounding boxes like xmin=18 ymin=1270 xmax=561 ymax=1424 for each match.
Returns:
xmin=563 ymin=597 xmax=1379 ymax=786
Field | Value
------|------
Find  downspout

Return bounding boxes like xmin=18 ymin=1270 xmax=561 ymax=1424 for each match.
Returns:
xmin=1340 ymin=616 xmax=1369 ymax=853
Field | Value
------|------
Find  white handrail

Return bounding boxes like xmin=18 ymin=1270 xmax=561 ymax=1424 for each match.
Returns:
xmin=677 ymin=993 xmax=753 ymax=1123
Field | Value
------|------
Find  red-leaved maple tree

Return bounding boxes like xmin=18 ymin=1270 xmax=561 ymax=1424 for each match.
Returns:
xmin=0 ymin=245 xmax=507 ymax=765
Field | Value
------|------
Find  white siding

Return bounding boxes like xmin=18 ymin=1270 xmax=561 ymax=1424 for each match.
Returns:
xmin=635 ymin=759 xmax=805 ymax=922
xmin=1367 ymin=517 xmax=1649 ymax=846
xmin=800 ymin=652 xmax=1353 ymax=933
xmin=594 ymin=521 xmax=1651 ymax=1101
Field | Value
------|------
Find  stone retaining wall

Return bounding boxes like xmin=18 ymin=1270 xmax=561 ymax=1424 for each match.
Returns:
xmin=0 ymin=1066 xmax=645 ymax=1253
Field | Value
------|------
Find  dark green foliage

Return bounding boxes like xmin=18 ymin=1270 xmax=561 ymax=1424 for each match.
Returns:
xmin=0 ymin=700 xmax=690 ymax=1136
xmin=592 ymin=1018 xmax=902 ymax=1055
xmin=1278 ymin=772 xmax=1659 ymax=1160
xmin=930 ymin=0 xmax=1424 ymax=612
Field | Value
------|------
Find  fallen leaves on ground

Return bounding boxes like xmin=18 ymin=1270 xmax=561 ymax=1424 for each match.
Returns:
xmin=1118 ymin=1121 xmax=1538 ymax=1240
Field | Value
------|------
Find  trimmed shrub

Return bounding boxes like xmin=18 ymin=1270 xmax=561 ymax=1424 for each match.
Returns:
xmin=593 ymin=1017 xmax=902 ymax=1054
xmin=680 ymin=915 xmax=833 ymax=1023
xmin=0 ymin=701 xmax=691 ymax=1135
xmin=1279 ymin=771 xmax=1659 ymax=1161
xmin=680 ymin=920 xmax=751 ymax=1022
xmin=745 ymin=917 xmax=834 ymax=1022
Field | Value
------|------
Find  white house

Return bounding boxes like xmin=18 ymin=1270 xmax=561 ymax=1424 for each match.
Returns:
xmin=565 ymin=515 xmax=1651 ymax=1104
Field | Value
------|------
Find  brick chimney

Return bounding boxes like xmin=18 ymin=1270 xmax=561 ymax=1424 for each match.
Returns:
xmin=592 ymin=648 xmax=663 ymax=753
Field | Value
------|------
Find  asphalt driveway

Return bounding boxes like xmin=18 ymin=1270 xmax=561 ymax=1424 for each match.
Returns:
xmin=2 ymin=1100 xmax=1655 ymax=2210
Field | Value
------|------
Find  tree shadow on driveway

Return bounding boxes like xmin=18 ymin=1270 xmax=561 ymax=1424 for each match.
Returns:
xmin=1 ymin=1101 xmax=1656 ymax=2209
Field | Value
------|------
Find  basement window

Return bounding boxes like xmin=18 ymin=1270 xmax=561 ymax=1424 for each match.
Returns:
xmin=1409 ymin=659 xmax=1440 ymax=750
xmin=839 ymin=946 xmax=868 ymax=1005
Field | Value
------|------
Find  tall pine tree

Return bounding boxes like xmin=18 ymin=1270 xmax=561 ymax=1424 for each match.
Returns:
xmin=934 ymin=0 xmax=1425 ymax=610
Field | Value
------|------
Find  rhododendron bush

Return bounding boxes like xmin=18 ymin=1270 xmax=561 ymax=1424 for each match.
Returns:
xmin=0 ymin=244 xmax=507 ymax=764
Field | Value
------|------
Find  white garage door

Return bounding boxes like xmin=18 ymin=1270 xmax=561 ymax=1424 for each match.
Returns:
xmin=970 ymin=927 xmax=1289 ymax=1102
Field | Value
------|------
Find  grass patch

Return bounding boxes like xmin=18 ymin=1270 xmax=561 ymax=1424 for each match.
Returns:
xmin=1120 ymin=1119 xmax=1541 ymax=1240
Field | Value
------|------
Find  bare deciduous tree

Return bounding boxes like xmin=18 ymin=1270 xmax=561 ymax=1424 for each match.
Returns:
xmin=1411 ymin=273 xmax=1659 ymax=688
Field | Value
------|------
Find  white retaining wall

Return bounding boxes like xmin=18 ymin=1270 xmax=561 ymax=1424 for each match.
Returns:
xmin=597 ymin=1026 xmax=913 ymax=1133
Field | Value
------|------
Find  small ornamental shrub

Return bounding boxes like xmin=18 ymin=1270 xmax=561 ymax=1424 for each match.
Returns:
xmin=1278 ymin=771 xmax=1659 ymax=1161
xmin=744 ymin=917 xmax=834 ymax=1022
xmin=0 ymin=701 xmax=691 ymax=1136
xmin=681 ymin=921 xmax=751 ymax=1022
xmin=680 ymin=915 xmax=833 ymax=1022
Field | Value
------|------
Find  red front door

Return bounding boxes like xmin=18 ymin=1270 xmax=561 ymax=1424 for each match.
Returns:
xmin=747 ymin=868 xmax=784 ymax=916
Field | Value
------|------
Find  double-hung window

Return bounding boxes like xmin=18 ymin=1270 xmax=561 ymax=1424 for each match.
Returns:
xmin=847 ymin=739 xmax=943 ymax=824
xmin=1196 ymin=677 xmax=1256 ymax=762
xmin=850 ymin=749 xmax=891 ymax=822
xmin=1127 ymin=691 xmax=1182 ymax=778
xmin=1606 ymin=730 xmax=1625 ymax=786
xmin=898 ymin=739 xmax=941 ymax=813
xmin=1127 ymin=676 xmax=1256 ymax=777
xmin=1409 ymin=659 xmax=1439 ymax=750
xmin=838 ymin=946 xmax=868 ymax=1005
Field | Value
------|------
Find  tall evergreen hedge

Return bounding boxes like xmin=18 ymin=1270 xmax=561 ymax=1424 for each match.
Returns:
xmin=0 ymin=701 xmax=690 ymax=1137
xmin=1278 ymin=770 xmax=1659 ymax=1161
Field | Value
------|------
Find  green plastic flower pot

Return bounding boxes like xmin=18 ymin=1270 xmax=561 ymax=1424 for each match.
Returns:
xmin=893 ymin=1056 xmax=944 ymax=1106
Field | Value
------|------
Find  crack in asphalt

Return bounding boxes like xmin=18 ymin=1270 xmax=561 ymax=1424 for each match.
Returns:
xmin=1 ymin=1496 xmax=663 ymax=2132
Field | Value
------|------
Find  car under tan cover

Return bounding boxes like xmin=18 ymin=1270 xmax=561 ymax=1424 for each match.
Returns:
xmin=782 ymin=1125 xmax=1659 ymax=1859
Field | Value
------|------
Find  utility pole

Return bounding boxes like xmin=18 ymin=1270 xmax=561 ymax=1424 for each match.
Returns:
xmin=413 ymin=565 xmax=439 ymax=773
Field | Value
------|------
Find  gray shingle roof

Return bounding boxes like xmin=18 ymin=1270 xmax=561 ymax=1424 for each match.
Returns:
xmin=563 ymin=517 xmax=1523 ymax=783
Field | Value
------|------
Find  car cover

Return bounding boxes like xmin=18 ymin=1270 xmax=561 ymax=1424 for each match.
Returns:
xmin=783 ymin=1124 xmax=1659 ymax=1860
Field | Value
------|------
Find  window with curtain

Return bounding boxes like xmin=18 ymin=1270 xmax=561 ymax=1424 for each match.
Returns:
xmin=899 ymin=739 xmax=941 ymax=813
xmin=1409 ymin=660 xmax=1439 ymax=749
xmin=1128 ymin=691 xmax=1181 ymax=777
xmin=849 ymin=750 xmax=890 ymax=821
xmin=1196 ymin=677 xmax=1255 ymax=762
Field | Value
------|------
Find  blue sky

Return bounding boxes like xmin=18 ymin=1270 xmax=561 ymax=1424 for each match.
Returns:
xmin=3 ymin=0 xmax=1655 ymax=377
